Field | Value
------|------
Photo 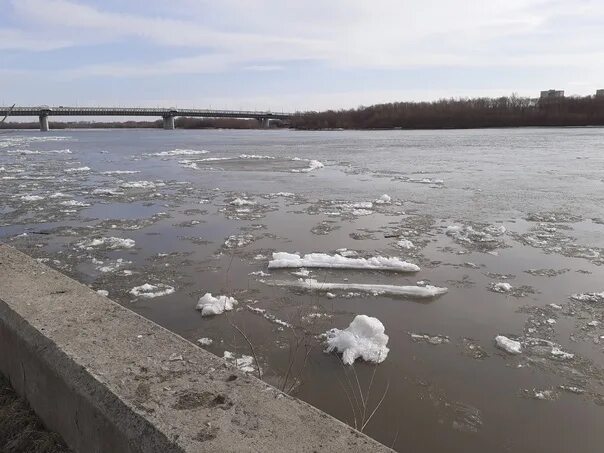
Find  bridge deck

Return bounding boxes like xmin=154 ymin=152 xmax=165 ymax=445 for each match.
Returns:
xmin=0 ymin=106 xmax=292 ymax=120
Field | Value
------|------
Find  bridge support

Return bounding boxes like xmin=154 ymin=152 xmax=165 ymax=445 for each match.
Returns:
xmin=162 ymin=115 xmax=175 ymax=130
xmin=39 ymin=113 xmax=49 ymax=132
xmin=259 ymin=117 xmax=270 ymax=129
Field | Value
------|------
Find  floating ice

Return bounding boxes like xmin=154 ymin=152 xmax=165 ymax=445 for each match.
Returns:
xmin=550 ymin=347 xmax=574 ymax=360
xmin=101 ymin=170 xmax=141 ymax=175
xmin=129 ymin=283 xmax=175 ymax=299
xmin=266 ymin=278 xmax=447 ymax=298
xmin=324 ymin=315 xmax=389 ymax=365
xmin=120 ymin=180 xmax=162 ymax=189
xmin=352 ymin=209 xmax=373 ymax=216
xmin=223 ymin=234 xmax=254 ymax=249
xmin=291 ymin=268 xmax=310 ymax=277
xmin=397 ymin=239 xmax=414 ymax=249
xmin=64 ymin=166 xmax=90 ymax=173
xmin=151 ymin=149 xmax=208 ymax=156
xmin=196 ymin=293 xmax=237 ymax=316
xmin=20 ymin=194 xmax=44 ymax=201
xmin=570 ymin=291 xmax=604 ymax=303
xmin=495 ymin=335 xmax=522 ymax=354
xmin=291 ymin=158 xmax=324 ymax=173
xmin=446 ymin=224 xmax=506 ymax=248
xmin=247 ymin=305 xmax=291 ymax=328
xmin=375 ymin=194 xmax=391 ymax=204
xmin=60 ymin=200 xmax=90 ymax=207
xmin=96 ymin=290 xmax=109 ymax=297
xmin=223 ymin=351 xmax=255 ymax=373
xmin=49 ymin=192 xmax=71 ymax=198
xmin=410 ymin=333 xmax=450 ymax=344
xmin=78 ymin=237 xmax=135 ymax=250
xmin=197 ymin=337 xmax=213 ymax=346
xmin=492 ymin=282 xmax=512 ymax=293
xmin=239 ymin=154 xmax=274 ymax=159
xmin=230 ymin=198 xmax=256 ymax=206
xmin=268 ymin=252 xmax=420 ymax=272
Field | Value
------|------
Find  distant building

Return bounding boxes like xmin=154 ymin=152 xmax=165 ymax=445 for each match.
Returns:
xmin=596 ymin=89 xmax=604 ymax=97
xmin=540 ymin=89 xmax=564 ymax=99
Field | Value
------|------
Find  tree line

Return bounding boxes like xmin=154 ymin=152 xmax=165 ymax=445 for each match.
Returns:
xmin=290 ymin=94 xmax=604 ymax=130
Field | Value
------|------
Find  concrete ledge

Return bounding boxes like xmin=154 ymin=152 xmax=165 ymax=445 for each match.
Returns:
xmin=0 ymin=244 xmax=390 ymax=452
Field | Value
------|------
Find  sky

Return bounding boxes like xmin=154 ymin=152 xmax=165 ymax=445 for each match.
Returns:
xmin=1 ymin=0 xmax=604 ymax=112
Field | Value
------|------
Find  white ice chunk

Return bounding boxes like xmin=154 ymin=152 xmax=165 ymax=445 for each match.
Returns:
xmin=397 ymin=239 xmax=414 ymax=249
xmin=492 ymin=282 xmax=512 ymax=293
xmin=64 ymin=166 xmax=90 ymax=173
xmin=230 ymin=197 xmax=256 ymax=206
xmin=196 ymin=293 xmax=237 ymax=316
xmin=268 ymin=252 xmax=420 ymax=272
xmin=78 ymin=237 xmax=135 ymax=250
xmin=129 ymin=283 xmax=175 ymax=299
xmin=266 ymin=278 xmax=447 ymax=298
xmin=197 ymin=337 xmax=213 ymax=346
xmin=324 ymin=315 xmax=389 ymax=365
xmin=375 ymin=194 xmax=391 ymax=204
xmin=223 ymin=351 xmax=255 ymax=373
xmin=96 ymin=290 xmax=109 ymax=297
xmin=495 ymin=335 xmax=522 ymax=354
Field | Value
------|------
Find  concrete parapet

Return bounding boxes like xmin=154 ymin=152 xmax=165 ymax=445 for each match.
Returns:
xmin=0 ymin=244 xmax=390 ymax=452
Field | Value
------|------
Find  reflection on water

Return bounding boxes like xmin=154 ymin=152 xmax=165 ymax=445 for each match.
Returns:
xmin=1 ymin=128 xmax=603 ymax=453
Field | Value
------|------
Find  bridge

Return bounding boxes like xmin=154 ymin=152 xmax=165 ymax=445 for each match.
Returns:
xmin=0 ymin=106 xmax=292 ymax=131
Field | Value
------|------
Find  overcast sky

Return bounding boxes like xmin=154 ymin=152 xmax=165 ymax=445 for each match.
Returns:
xmin=1 ymin=0 xmax=603 ymax=111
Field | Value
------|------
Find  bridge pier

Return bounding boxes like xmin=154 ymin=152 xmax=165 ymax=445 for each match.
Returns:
xmin=259 ymin=117 xmax=270 ymax=129
xmin=39 ymin=113 xmax=50 ymax=132
xmin=162 ymin=115 xmax=175 ymax=130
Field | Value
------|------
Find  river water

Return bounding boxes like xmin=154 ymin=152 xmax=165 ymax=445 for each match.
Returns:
xmin=1 ymin=128 xmax=603 ymax=452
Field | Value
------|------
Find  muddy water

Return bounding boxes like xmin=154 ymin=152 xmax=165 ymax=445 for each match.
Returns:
xmin=1 ymin=128 xmax=603 ymax=452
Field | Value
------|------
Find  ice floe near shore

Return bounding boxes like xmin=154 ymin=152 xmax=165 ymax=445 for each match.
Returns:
xmin=129 ymin=283 xmax=175 ymax=298
xmin=223 ymin=351 xmax=255 ymax=373
xmin=266 ymin=278 xmax=447 ymax=298
xmin=196 ymin=293 xmax=238 ymax=316
xmin=268 ymin=252 xmax=420 ymax=272
xmin=324 ymin=315 xmax=389 ymax=365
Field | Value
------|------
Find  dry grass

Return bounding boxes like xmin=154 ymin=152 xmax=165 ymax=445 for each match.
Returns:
xmin=0 ymin=374 xmax=70 ymax=453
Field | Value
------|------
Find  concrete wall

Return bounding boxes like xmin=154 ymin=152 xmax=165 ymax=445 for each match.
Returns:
xmin=0 ymin=244 xmax=390 ymax=452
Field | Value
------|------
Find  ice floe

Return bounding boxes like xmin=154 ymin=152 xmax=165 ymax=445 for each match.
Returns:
xmin=247 ymin=305 xmax=291 ymax=328
xmin=151 ymin=149 xmax=209 ymax=156
xmin=129 ymin=283 xmax=175 ymax=299
xmin=230 ymin=198 xmax=256 ymax=206
xmin=101 ymin=170 xmax=140 ymax=175
xmin=494 ymin=335 xmax=522 ymax=354
xmin=268 ymin=252 xmax=420 ymax=272
xmin=64 ymin=166 xmax=90 ymax=173
xmin=570 ymin=291 xmax=604 ymax=304
xmin=324 ymin=315 xmax=389 ymax=365
xmin=196 ymin=293 xmax=237 ymax=316
xmin=491 ymin=282 xmax=512 ymax=293
xmin=20 ymin=194 xmax=44 ymax=201
xmin=266 ymin=278 xmax=447 ymax=298
xmin=290 ymin=158 xmax=324 ymax=173
xmin=223 ymin=351 xmax=255 ymax=373
xmin=375 ymin=194 xmax=391 ymax=204
xmin=78 ymin=237 xmax=135 ymax=250
xmin=410 ymin=333 xmax=450 ymax=344
xmin=397 ymin=239 xmax=414 ymax=249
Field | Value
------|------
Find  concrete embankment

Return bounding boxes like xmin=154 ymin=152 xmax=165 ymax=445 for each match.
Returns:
xmin=0 ymin=244 xmax=390 ymax=452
